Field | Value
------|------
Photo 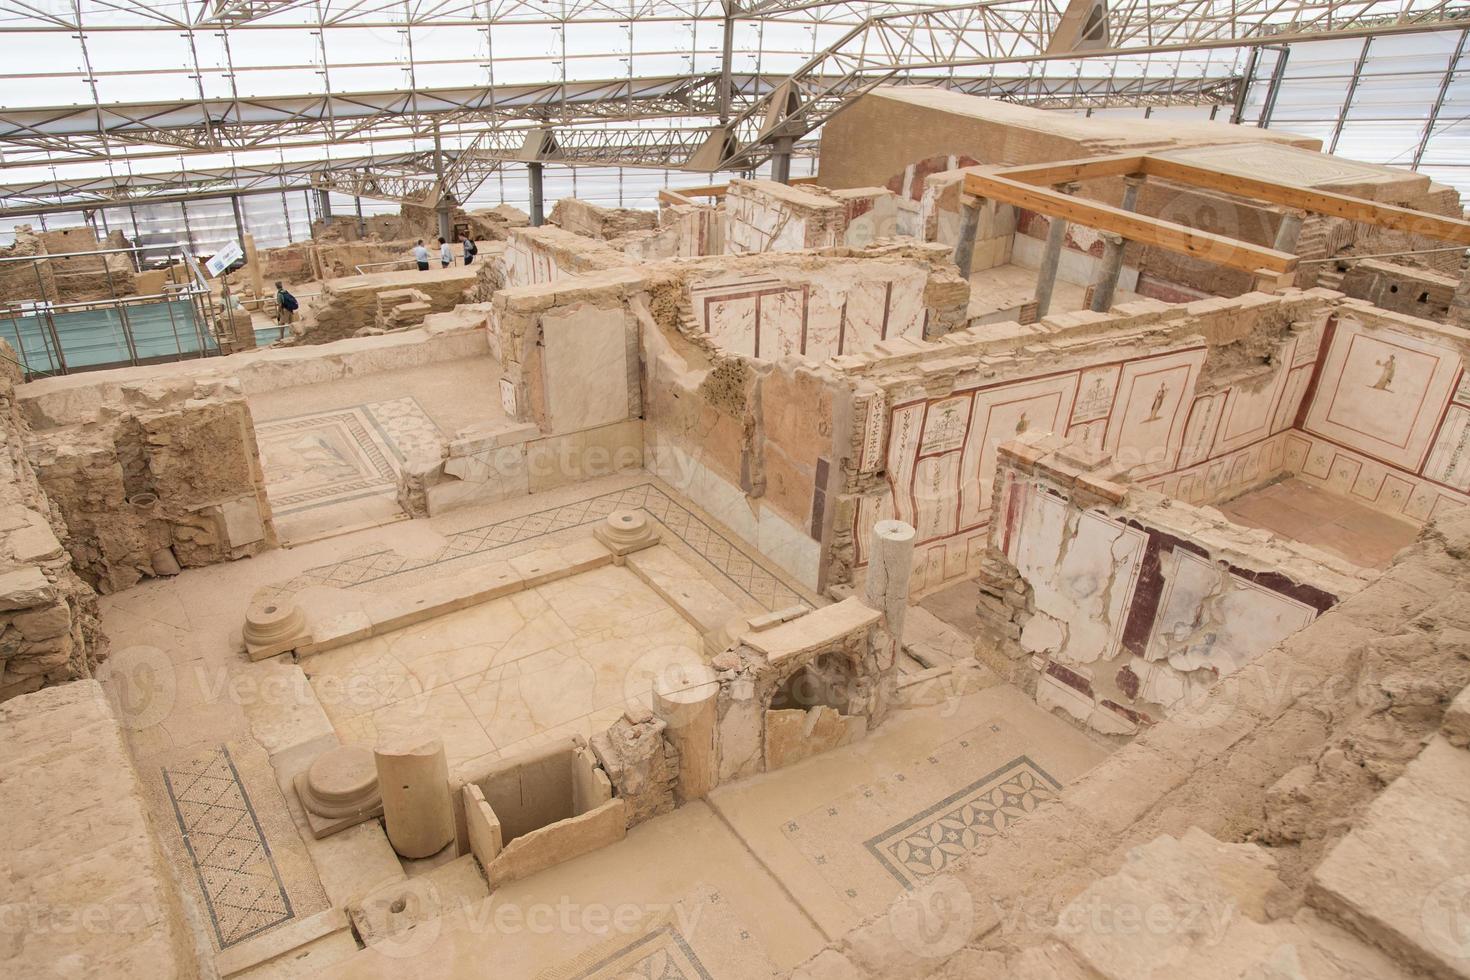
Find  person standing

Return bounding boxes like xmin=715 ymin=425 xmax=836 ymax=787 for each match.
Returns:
xmin=412 ymin=239 xmax=429 ymax=271
xmin=274 ymin=280 xmax=298 ymax=325
xmin=461 ymin=233 xmax=477 ymax=266
xmin=438 ymin=237 xmax=453 ymax=268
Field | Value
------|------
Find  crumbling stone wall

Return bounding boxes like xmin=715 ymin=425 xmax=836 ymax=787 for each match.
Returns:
xmin=26 ymin=377 xmax=276 ymax=594
xmin=0 ymin=343 xmax=104 ymax=702
xmin=980 ymin=433 xmax=1368 ymax=738
xmin=549 ymin=198 xmax=658 ymax=241
xmin=291 ymin=264 xmax=478 ymax=344
xmin=0 ymin=225 xmax=137 ymax=307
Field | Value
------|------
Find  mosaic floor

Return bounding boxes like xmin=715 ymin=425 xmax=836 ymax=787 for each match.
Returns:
xmin=255 ymin=396 xmax=442 ymax=517
xmin=287 ymin=481 xmax=804 ymax=612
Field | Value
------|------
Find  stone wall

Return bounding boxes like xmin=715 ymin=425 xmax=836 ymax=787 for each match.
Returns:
xmin=982 ymin=433 xmax=1368 ymax=737
xmin=826 ymin=289 xmax=1397 ymax=596
xmin=1338 ymin=257 xmax=1459 ymax=321
xmin=26 ymin=377 xmax=277 ymax=594
xmin=0 ymin=225 xmax=137 ymax=306
xmin=548 ymin=198 xmax=659 ymax=241
xmin=723 ymin=179 xmax=899 ymax=255
xmin=0 ymin=345 xmax=104 ymax=702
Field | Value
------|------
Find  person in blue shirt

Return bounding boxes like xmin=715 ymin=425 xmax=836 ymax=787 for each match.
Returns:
xmin=438 ymin=237 xmax=452 ymax=268
xmin=412 ymin=240 xmax=429 ymax=271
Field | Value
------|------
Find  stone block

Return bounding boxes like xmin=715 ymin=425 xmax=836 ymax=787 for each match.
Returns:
xmin=0 ymin=567 xmax=53 ymax=610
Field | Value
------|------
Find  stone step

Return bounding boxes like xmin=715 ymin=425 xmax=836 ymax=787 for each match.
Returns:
xmin=1050 ymin=827 xmax=1416 ymax=979
xmin=1309 ymin=735 xmax=1470 ymax=977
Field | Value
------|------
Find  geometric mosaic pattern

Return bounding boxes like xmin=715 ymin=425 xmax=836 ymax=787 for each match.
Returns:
xmin=287 ymin=482 xmax=802 ymax=610
xmin=562 ymin=924 xmax=714 ymax=980
xmin=864 ymin=755 xmax=1059 ymax=888
xmin=161 ymin=746 xmax=294 ymax=949
xmin=255 ymin=397 xmax=442 ymax=515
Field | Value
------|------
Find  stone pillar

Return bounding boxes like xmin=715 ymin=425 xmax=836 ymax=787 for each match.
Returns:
xmin=435 ymin=199 xmax=453 ymax=243
xmin=318 ymin=189 xmax=333 ymax=221
xmin=375 ymin=734 xmax=454 ymax=859
xmin=1089 ymin=233 xmax=1126 ymax=312
xmin=952 ymin=195 xmax=983 ymax=280
xmin=1274 ymin=209 xmax=1305 ymax=253
xmin=653 ymin=664 xmax=720 ymax=803
xmin=354 ymin=195 xmax=366 ymax=238
xmin=528 ymin=162 xmax=545 ymax=227
xmin=863 ymin=520 xmax=916 ymax=669
xmin=1033 ymin=182 xmax=1078 ymax=318
xmin=1090 ymin=174 xmax=1143 ymax=313
xmin=769 ymin=135 xmax=794 ymax=185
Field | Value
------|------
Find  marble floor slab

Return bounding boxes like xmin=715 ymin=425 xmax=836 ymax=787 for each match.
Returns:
xmin=1216 ymin=477 xmax=1419 ymax=570
xmin=301 ymin=564 xmax=705 ymax=772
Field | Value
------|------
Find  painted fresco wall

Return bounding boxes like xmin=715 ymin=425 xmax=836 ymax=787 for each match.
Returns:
xmin=499 ymin=227 xmax=624 ymax=290
xmin=687 ymin=264 xmax=930 ymax=360
xmin=846 ymin=303 xmax=1331 ymax=594
xmin=989 ymin=452 xmax=1360 ymax=737
xmin=1287 ymin=305 xmax=1470 ymax=524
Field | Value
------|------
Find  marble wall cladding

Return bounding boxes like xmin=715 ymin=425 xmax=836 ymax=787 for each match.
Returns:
xmin=997 ymin=477 xmax=1338 ymax=737
xmin=688 ymin=263 xmax=928 ymax=360
xmin=541 ymin=303 xmax=632 ymax=434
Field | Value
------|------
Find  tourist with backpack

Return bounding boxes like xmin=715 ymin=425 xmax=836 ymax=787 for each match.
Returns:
xmin=461 ymin=233 xmax=478 ymax=266
xmin=274 ymin=281 xmax=299 ymax=325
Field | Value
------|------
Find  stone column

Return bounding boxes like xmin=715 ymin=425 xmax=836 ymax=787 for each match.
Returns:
xmin=863 ymin=520 xmax=916 ymax=668
xmin=1088 ymin=175 xmax=1141 ymax=313
xmin=1274 ymin=209 xmax=1305 ymax=253
xmin=1089 ymin=233 xmax=1126 ymax=313
xmin=1034 ymin=182 xmax=1079 ymax=318
xmin=375 ymin=734 xmax=455 ymax=859
xmin=952 ymin=195 xmax=983 ymax=280
xmin=652 ymin=663 xmax=720 ymax=803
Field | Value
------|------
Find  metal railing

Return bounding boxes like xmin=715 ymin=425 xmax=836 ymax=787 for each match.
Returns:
xmin=0 ymin=240 xmax=221 ymax=379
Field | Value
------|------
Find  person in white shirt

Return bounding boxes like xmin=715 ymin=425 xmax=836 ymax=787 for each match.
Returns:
xmin=438 ymin=237 xmax=452 ymax=268
xmin=412 ymin=240 xmax=429 ymax=271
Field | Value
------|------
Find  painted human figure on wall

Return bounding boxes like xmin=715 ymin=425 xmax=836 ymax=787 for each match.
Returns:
xmin=1372 ymin=353 xmax=1397 ymax=391
xmin=1144 ymin=382 xmax=1169 ymax=423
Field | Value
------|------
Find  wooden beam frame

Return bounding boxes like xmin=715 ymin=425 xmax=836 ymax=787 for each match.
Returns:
xmin=1139 ymin=156 xmax=1470 ymax=246
xmin=963 ymin=147 xmax=1470 ymax=279
xmin=964 ymin=170 xmax=1296 ymax=274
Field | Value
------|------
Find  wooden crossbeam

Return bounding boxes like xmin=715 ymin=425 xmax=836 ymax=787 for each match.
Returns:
xmin=1140 ymin=156 xmax=1470 ymax=246
xmin=963 ymin=171 xmax=1296 ymax=275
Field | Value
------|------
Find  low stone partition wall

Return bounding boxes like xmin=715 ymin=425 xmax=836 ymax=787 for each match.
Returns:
xmin=16 ymin=312 xmax=488 ymax=430
xmin=480 ymin=226 xmax=629 ymax=295
xmin=979 ymin=433 xmax=1369 ymax=737
xmin=1 ymin=681 xmax=201 ymax=976
xmin=782 ymin=505 xmax=1470 ymax=978
xmin=26 ymin=376 xmax=277 ymax=593
xmin=464 ymin=738 xmax=625 ymax=888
